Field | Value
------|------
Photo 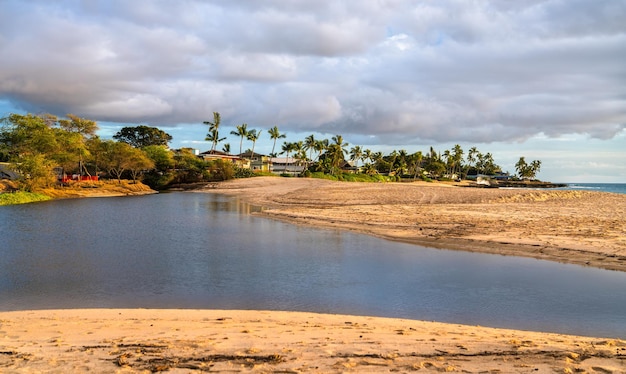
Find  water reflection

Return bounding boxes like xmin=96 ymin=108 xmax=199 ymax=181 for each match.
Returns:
xmin=1 ymin=192 xmax=625 ymax=338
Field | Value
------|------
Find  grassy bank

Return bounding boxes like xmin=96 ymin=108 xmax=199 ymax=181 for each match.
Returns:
xmin=0 ymin=191 xmax=52 ymax=206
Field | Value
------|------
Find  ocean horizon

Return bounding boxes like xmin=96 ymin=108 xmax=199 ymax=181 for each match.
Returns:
xmin=559 ymin=183 xmax=626 ymax=195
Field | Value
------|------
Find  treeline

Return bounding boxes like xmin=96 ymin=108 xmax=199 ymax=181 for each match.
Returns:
xmin=0 ymin=112 xmax=542 ymax=192
xmin=200 ymin=111 xmax=540 ymax=182
xmin=0 ymin=113 xmax=238 ymax=191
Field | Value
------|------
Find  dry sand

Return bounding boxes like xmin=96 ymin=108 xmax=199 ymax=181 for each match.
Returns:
xmin=3 ymin=177 xmax=625 ymax=372
xmin=1 ymin=309 xmax=624 ymax=373
xmin=201 ymin=177 xmax=626 ymax=272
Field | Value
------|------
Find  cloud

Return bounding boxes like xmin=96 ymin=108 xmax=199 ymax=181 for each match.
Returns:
xmin=0 ymin=0 xmax=624 ymax=146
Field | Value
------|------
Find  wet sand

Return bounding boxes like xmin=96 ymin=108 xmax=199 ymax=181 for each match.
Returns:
xmin=202 ymin=177 xmax=626 ymax=272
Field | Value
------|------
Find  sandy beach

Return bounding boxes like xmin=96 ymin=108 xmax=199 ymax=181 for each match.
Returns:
xmin=202 ymin=177 xmax=626 ymax=272
xmin=2 ymin=309 xmax=624 ymax=373
xmin=3 ymin=177 xmax=625 ymax=372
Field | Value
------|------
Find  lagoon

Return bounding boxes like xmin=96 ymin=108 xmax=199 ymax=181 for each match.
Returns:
xmin=1 ymin=192 xmax=625 ymax=338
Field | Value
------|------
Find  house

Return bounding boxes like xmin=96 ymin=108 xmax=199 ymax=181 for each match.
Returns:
xmin=270 ymin=157 xmax=305 ymax=175
xmin=199 ymin=150 xmax=250 ymax=169
xmin=237 ymin=151 xmax=271 ymax=172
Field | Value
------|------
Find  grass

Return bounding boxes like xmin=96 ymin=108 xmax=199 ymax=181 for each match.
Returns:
xmin=0 ymin=191 xmax=52 ymax=206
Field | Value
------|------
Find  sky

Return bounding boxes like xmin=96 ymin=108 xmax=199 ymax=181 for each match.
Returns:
xmin=0 ymin=0 xmax=625 ymax=183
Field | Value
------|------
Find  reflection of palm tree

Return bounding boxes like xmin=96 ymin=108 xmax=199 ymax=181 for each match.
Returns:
xmin=268 ymin=126 xmax=285 ymax=157
xmin=230 ymin=123 xmax=249 ymax=155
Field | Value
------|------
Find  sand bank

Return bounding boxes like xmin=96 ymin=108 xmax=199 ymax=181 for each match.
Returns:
xmin=200 ymin=177 xmax=626 ymax=272
xmin=1 ymin=309 xmax=624 ymax=373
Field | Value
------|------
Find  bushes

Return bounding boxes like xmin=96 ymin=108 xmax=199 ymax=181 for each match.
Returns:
xmin=0 ymin=191 xmax=51 ymax=205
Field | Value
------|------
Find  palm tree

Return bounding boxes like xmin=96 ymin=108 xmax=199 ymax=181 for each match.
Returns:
xmin=230 ymin=123 xmax=249 ymax=155
xmin=304 ymin=134 xmax=316 ymax=161
xmin=530 ymin=160 xmax=541 ymax=180
xmin=314 ymin=139 xmax=328 ymax=161
xmin=329 ymin=135 xmax=348 ymax=174
xmin=387 ymin=150 xmax=398 ymax=175
xmin=281 ymin=141 xmax=296 ymax=174
xmin=467 ymin=146 xmax=478 ymax=175
xmin=293 ymin=141 xmax=306 ymax=173
xmin=452 ymin=144 xmax=463 ymax=178
xmin=222 ymin=143 xmax=231 ymax=154
xmin=203 ymin=112 xmax=222 ymax=151
xmin=409 ymin=151 xmax=424 ymax=180
xmin=268 ymin=126 xmax=286 ymax=157
xmin=205 ymin=129 xmax=226 ymax=152
xmin=349 ymin=145 xmax=363 ymax=169
xmin=247 ymin=129 xmax=261 ymax=160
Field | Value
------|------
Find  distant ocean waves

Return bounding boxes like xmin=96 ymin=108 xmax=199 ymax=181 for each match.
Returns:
xmin=562 ymin=183 xmax=626 ymax=195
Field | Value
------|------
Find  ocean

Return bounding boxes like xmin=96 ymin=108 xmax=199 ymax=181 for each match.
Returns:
xmin=560 ymin=183 xmax=626 ymax=195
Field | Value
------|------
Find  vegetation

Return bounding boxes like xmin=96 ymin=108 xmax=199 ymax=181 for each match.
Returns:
xmin=113 ymin=125 xmax=172 ymax=148
xmin=0 ymin=110 xmax=546 ymax=204
xmin=0 ymin=191 xmax=51 ymax=205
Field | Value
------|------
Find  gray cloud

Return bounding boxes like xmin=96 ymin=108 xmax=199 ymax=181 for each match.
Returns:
xmin=0 ymin=0 xmax=624 ymax=146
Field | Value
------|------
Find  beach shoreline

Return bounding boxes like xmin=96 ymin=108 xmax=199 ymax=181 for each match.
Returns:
xmin=1 ymin=308 xmax=624 ymax=372
xmin=3 ymin=177 xmax=625 ymax=372
xmin=199 ymin=176 xmax=626 ymax=272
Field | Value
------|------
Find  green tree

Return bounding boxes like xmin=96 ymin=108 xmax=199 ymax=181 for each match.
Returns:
xmin=268 ymin=126 xmax=286 ymax=157
xmin=14 ymin=154 xmax=56 ymax=191
xmin=230 ymin=123 xmax=249 ymax=155
xmin=142 ymin=145 xmax=174 ymax=171
xmin=246 ymin=129 xmax=261 ymax=160
xmin=113 ymin=125 xmax=172 ymax=148
xmin=280 ymin=141 xmax=297 ymax=174
xmin=515 ymin=157 xmax=542 ymax=180
xmin=204 ymin=112 xmax=223 ymax=151
xmin=100 ymin=141 xmax=135 ymax=183
xmin=349 ymin=145 xmax=363 ymax=169
xmin=127 ymin=148 xmax=155 ymax=183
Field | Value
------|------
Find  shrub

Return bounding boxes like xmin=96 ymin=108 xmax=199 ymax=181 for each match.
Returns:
xmin=0 ymin=191 xmax=51 ymax=205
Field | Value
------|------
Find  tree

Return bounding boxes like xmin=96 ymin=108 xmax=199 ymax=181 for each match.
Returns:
xmin=205 ymin=129 xmax=226 ymax=151
xmin=204 ymin=112 xmax=223 ymax=151
xmin=100 ymin=141 xmax=136 ymax=183
xmin=127 ymin=148 xmax=155 ymax=183
xmin=14 ymin=154 xmax=56 ymax=191
xmin=58 ymin=114 xmax=98 ymax=137
xmin=246 ymin=129 xmax=261 ymax=160
xmin=222 ymin=143 xmax=231 ymax=154
xmin=230 ymin=123 xmax=249 ymax=155
xmin=280 ymin=141 xmax=297 ymax=174
xmin=408 ymin=151 xmax=424 ymax=180
xmin=515 ymin=157 xmax=542 ymax=180
xmin=268 ymin=126 xmax=286 ymax=157
xmin=142 ymin=145 xmax=174 ymax=171
xmin=349 ymin=145 xmax=363 ymax=169
xmin=113 ymin=125 xmax=172 ymax=148
xmin=304 ymin=134 xmax=316 ymax=161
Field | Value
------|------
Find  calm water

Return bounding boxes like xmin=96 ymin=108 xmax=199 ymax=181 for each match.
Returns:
xmin=1 ymin=192 xmax=625 ymax=338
